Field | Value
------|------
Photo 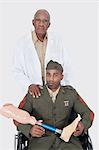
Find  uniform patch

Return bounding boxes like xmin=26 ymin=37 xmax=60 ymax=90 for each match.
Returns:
xmin=64 ymin=100 xmax=69 ymax=106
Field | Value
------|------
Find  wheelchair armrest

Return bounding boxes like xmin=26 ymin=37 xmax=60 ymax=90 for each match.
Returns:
xmin=15 ymin=131 xmax=29 ymax=150
xmin=78 ymin=131 xmax=93 ymax=150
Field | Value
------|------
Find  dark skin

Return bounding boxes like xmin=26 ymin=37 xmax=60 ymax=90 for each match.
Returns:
xmin=32 ymin=10 xmax=50 ymax=42
xmin=30 ymin=120 xmax=45 ymax=137
xmin=30 ymin=69 xmax=84 ymax=137
xmin=46 ymin=69 xmax=63 ymax=92
xmin=28 ymin=9 xmax=50 ymax=98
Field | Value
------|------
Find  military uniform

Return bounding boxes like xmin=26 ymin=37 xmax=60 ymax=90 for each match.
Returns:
xmin=17 ymin=85 xmax=94 ymax=150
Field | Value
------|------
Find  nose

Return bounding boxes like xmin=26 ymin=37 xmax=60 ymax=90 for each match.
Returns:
xmin=39 ymin=20 xmax=45 ymax=26
xmin=49 ymin=75 xmax=54 ymax=81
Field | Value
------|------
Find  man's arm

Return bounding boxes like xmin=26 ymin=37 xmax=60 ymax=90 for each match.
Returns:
xmin=73 ymin=92 xmax=94 ymax=134
xmin=13 ymin=43 xmax=33 ymax=93
xmin=13 ymin=42 xmax=43 ymax=96
xmin=17 ymin=94 xmax=33 ymax=138
xmin=17 ymin=93 xmax=45 ymax=138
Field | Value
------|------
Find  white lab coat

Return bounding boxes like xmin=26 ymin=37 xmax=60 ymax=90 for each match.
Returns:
xmin=13 ymin=31 xmax=72 ymax=93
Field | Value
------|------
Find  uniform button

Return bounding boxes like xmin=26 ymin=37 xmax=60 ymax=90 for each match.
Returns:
xmin=53 ymin=106 xmax=56 ymax=109
xmin=53 ymin=113 xmax=56 ymax=116
xmin=54 ymin=118 xmax=56 ymax=122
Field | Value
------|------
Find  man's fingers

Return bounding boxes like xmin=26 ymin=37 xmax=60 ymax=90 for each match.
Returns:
xmin=73 ymin=130 xmax=81 ymax=137
xmin=73 ymin=127 xmax=84 ymax=136
xmin=34 ymin=86 xmax=41 ymax=97
xmin=38 ymin=85 xmax=43 ymax=89
xmin=29 ymin=89 xmax=36 ymax=98
xmin=74 ymin=132 xmax=83 ymax=136
xmin=36 ymin=125 xmax=45 ymax=132
xmin=29 ymin=91 xmax=33 ymax=95
xmin=31 ymin=125 xmax=45 ymax=137
xmin=73 ymin=121 xmax=84 ymax=136
xmin=34 ymin=127 xmax=45 ymax=133
xmin=29 ymin=84 xmax=41 ymax=98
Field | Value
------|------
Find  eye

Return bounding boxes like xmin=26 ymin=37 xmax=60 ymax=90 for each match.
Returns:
xmin=35 ymin=18 xmax=41 ymax=22
xmin=46 ymin=73 xmax=50 ymax=77
xmin=43 ymin=19 xmax=49 ymax=23
xmin=35 ymin=18 xmax=49 ymax=24
xmin=54 ymin=74 xmax=59 ymax=77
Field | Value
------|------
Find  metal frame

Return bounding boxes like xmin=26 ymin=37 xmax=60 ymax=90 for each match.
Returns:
xmin=14 ymin=131 xmax=93 ymax=150
xmin=14 ymin=131 xmax=29 ymax=150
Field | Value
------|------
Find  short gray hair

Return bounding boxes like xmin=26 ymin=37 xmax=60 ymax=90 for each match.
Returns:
xmin=34 ymin=9 xmax=50 ymax=21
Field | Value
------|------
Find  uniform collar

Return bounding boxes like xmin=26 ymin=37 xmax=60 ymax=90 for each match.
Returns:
xmin=46 ymin=86 xmax=60 ymax=95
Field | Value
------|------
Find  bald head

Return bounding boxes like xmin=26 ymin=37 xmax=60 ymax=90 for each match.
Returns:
xmin=32 ymin=9 xmax=50 ymax=41
xmin=34 ymin=9 xmax=50 ymax=22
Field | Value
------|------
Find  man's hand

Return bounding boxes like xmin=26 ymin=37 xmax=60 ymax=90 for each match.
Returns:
xmin=30 ymin=125 xmax=45 ymax=137
xmin=73 ymin=121 xmax=84 ymax=137
xmin=28 ymin=84 xmax=43 ymax=98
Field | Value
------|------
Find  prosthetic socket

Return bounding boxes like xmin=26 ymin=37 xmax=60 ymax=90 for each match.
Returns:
xmin=0 ymin=103 xmax=81 ymax=142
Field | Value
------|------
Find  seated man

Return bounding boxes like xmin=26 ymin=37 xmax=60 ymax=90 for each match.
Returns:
xmin=17 ymin=60 xmax=94 ymax=150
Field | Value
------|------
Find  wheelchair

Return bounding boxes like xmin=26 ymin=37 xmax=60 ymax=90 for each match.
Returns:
xmin=14 ymin=105 xmax=93 ymax=150
xmin=14 ymin=131 xmax=29 ymax=150
xmin=14 ymin=130 xmax=93 ymax=150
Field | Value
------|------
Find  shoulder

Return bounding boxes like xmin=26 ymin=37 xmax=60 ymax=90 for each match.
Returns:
xmin=48 ymin=31 xmax=61 ymax=42
xmin=63 ymin=85 xmax=75 ymax=90
xmin=26 ymin=86 xmax=47 ymax=99
xmin=14 ymin=31 xmax=33 ymax=56
xmin=15 ymin=31 xmax=32 ymax=48
xmin=26 ymin=92 xmax=34 ymax=102
xmin=40 ymin=85 xmax=48 ymax=94
xmin=48 ymin=31 xmax=66 ymax=44
xmin=61 ymin=85 xmax=79 ymax=99
xmin=62 ymin=85 xmax=77 ymax=93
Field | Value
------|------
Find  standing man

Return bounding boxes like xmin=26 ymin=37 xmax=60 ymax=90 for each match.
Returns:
xmin=17 ymin=60 xmax=94 ymax=150
xmin=13 ymin=9 xmax=72 ymax=97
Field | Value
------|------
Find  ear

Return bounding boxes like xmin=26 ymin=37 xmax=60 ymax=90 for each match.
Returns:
xmin=48 ymin=22 xmax=51 ymax=28
xmin=61 ymin=74 xmax=64 ymax=80
xmin=32 ymin=19 xmax=35 ymax=26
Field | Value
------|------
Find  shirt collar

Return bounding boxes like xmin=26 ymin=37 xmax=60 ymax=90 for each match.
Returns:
xmin=46 ymin=85 xmax=60 ymax=95
xmin=32 ymin=30 xmax=48 ymax=44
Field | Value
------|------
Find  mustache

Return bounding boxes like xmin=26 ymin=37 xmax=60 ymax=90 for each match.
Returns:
xmin=46 ymin=83 xmax=54 ymax=87
xmin=47 ymin=81 xmax=54 ymax=84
